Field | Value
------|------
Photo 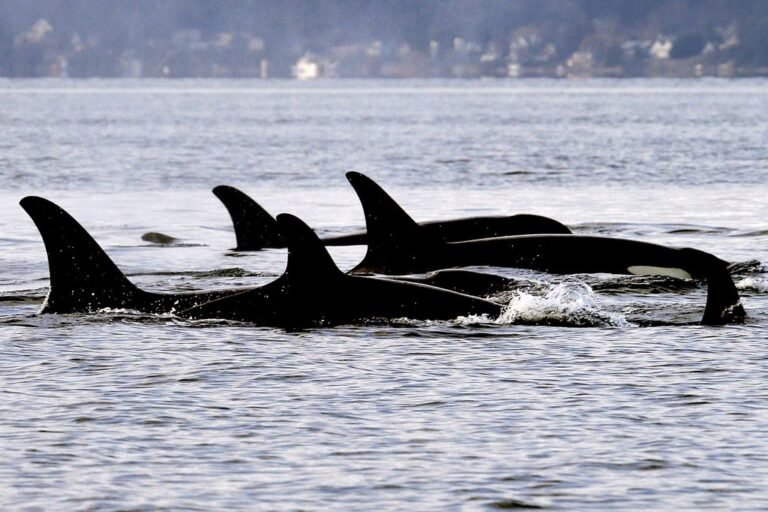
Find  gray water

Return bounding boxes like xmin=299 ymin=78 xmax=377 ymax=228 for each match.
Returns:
xmin=1 ymin=79 xmax=768 ymax=510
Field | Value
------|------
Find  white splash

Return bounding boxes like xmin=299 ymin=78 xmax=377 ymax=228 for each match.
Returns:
xmin=455 ymin=313 xmax=495 ymax=326
xmin=95 ymin=307 xmax=141 ymax=314
xmin=495 ymin=281 xmax=632 ymax=327
xmin=736 ymin=277 xmax=768 ymax=293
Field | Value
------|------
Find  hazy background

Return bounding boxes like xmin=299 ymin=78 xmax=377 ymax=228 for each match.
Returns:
xmin=1 ymin=0 xmax=767 ymax=78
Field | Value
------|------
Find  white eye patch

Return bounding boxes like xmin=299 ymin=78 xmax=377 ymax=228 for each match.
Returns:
xmin=627 ymin=266 xmax=693 ymax=280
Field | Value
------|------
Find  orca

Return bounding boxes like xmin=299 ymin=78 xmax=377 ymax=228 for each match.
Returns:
xmin=394 ymin=269 xmax=517 ymax=296
xmin=179 ymin=214 xmax=504 ymax=327
xmin=20 ymin=196 xmax=503 ymax=326
xmin=20 ymin=196 xmax=249 ymax=314
xmin=213 ymin=182 xmax=521 ymax=296
xmin=345 ymin=172 xmax=744 ymax=326
xmin=21 ymin=195 xmax=743 ymax=327
xmin=212 ymin=179 xmax=570 ymax=251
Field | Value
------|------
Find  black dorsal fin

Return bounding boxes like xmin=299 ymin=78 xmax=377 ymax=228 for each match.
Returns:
xmin=212 ymin=185 xmax=284 ymax=250
xmin=345 ymin=171 xmax=420 ymax=237
xmin=20 ymin=196 xmax=145 ymax=313
xmin=346 ymin=171 xmax=437 ymax=274
xmin=275 ymin=213 xmax=345 ymax=283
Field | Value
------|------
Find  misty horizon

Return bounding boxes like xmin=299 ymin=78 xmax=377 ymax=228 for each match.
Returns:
xmin=1 ymin=1 xmax=768 ymax=78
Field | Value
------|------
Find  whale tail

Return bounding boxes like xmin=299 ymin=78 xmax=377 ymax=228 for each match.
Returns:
xmin=20 ymin=196 xmax=148 ymax=313
xmin=679 ymin=248 xmax=746 ymax=325
xmin=701 ymin=266 xmax=746 ymax=325
xmin=212 ymin=185 xmax=284 ymax=250
xmin=346 ymin=171 xmax=440 ymax=274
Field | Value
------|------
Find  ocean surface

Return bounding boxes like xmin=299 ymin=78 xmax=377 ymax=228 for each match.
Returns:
xmin=1 ymin=78 xmax=767 ymax=510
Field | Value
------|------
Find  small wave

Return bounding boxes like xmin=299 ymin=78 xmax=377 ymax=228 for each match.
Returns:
xmin=730 ymin=229 xmax=768 ymax=237
xmin=435 ymin=158 xmax=471 ymax=164
xmin=665 ymin=225 xmax=733 ymax=235
xmin=96 ymin=307 xmax=149 ymax=315
xmin=127 ymin=267 xmax=270 ymax=279
xmin=736 ymin=277 xmax=768 ymax=293
xmin=487 ymin=498 xmax=545 ymax=510
xmin=0 ymin=290 xmax=47 ymax=304
xmin=142 ymin=242 xmax=207 ymax=248
xmin=495 ymin=281 xmax=631 ymax=327
xmin=728 ymin=260 xmax=764 ymax=275
xmin=572 ymin=222 xmax=733 ymax=237
xmin=455 ymin=313 xmax=495 ymax=326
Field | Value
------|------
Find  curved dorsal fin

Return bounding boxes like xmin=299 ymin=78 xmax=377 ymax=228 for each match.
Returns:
xmin=346 ymin=171 xmax=419 ymax=237
xmin=20 ymin=196 xmax=144 ymax=313
xmin=346 ymin=171 xmax=437 ymax=274
xmin=275 ymin=213 xmax=344 ymax=283
xmin=212 ymin=185 xmax=284 ymax=250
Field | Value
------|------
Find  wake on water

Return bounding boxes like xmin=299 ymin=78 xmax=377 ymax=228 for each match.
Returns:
xmin=458 ymin=281 xmax=631 ymax=328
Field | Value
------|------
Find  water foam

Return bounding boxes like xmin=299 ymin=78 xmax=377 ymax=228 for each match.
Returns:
xmin=455 ymin=313 xmax=495 ymax=326
xmin=736 ymin=277 xmax=768 ymax=293
xmin=494 ymin=281 xmax=631 ymax=327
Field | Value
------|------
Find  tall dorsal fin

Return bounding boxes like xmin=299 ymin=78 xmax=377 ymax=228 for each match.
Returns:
xmin=275 ymin=213 xmax=345 ymax=283
xmin=212 ymin=185 xmax=284 ymax=250
xmin=20 ymin=196 xmax=144 ymax=313
xmin=346 ymin=171 xmax=437 ymax=274
xmin=345 ymin=171 xmax=420 ymax=238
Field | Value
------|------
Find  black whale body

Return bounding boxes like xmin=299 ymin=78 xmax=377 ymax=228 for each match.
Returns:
xmin=178 ymin=214 xmax=504 ymax=327
xmin=20 ymin=196 xmax=502 ymax=327
xmin=21 ymin=186 xmax=745 ymax=326
xmin=212 ymin=180 xmax=571 ymax=251
xmin=20 ymin=196 xmax=243 ymax=314
xmin=345 ymin=171 xmax=745 ymax=326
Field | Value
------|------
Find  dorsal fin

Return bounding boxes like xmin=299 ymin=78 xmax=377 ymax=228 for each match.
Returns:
xmin=212 ymin=185 xmax=284 ymax=250
xmin=346 ymin=171 xmax=438 ymax=274
xmin=275 ymin=213 xmax=345 ymax=283
xmin=19 ymin=196 xmax=145 ymax=313
xmin=345 ymin=171 xmax=420 ymax=237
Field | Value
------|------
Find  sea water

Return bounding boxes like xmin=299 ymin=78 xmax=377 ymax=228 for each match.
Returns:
xmin=1 ymin=79 xmax=767 ymax=510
